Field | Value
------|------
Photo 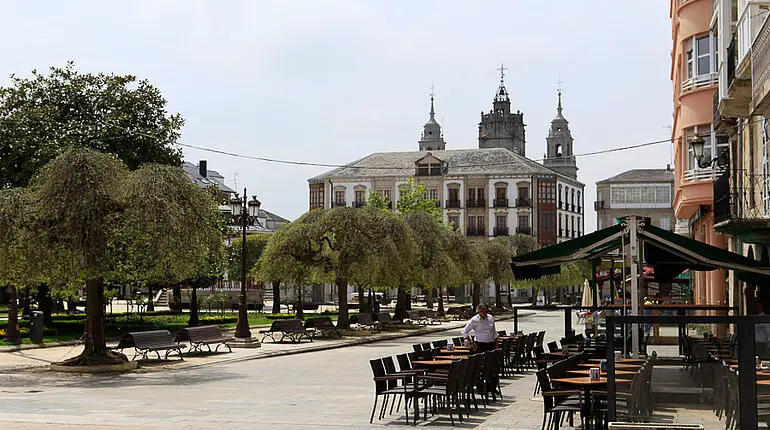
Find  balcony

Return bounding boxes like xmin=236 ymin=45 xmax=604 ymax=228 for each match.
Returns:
xmin=515 ymin=197 xmax=530 ymax=208
xmin=466 ymin=198 xmax=486 ymax=208
xmin=515 ymin=226 xmax=532 ymax=235
xmin=683 ymin=167 xmax=719 ymax=183
xmin=681 ymin=73 xmax=717 ymax=94
xmin=493 ymin=227 xmax=509 ymax=236
xmin=719 ymin=34 xmax=752 ymax=119
xmin=753 ymin=14 xmax=770 ymax=117
xmin=467 ymin=227 xmax=486 ymax=237
xmin=445 ymin=199 xmax=461 ymax=209
xmin=352 ymin=201 xmax=366 ymax=208
xmin=493 ymin=198 xmax=508 ymax=208
xmin=713 ymin=169 xmax=770 ymax=242
xmin=333 ymin=200 xmax=346 ymax=207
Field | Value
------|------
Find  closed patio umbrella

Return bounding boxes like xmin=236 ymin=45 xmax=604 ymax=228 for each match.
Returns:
xmin=581 ymin=279 xmax=592 ymax=307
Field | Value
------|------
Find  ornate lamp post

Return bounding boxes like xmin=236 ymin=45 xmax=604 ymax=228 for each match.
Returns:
xmin=689 ymin=134 xmax=729 ymax=169
xmin=230 ymin=188 xmax=261 ymax=347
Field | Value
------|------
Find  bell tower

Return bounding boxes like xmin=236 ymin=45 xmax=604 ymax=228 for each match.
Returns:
xmin=478 ymin=63 xmax=526 ymax=155
xmin=418 ymin=86 xmax=446 ymax=151
xmin=543 ymin=88 xmax=578 ymax=179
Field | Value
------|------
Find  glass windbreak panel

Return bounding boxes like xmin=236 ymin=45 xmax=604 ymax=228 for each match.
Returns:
xmin=599 ymin=316 xmax=736 ymax=427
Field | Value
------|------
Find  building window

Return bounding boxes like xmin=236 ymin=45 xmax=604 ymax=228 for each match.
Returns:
xmin=310 ymin=185 xmax=324 ymax=209
xmin=577 ymin=191 xmax=582 ymax=212
xmin=448 ymin=215 xmax=459 ymax=230
xmin=468 ymin=215 xmax=476 ymax=233
xmin=354 ymin=190 xmax=365 ymax=206
xmin=495 ymin=187 xmax=506 ymax=201
xmin=659 ymin=217 xmax=671 ymax=231
xmin=496 ymin=215 xmax=506 ymax=229
xmin=685 ymin=125 xmax=728 ymax=171
xmin=383 ymin=189 xmax=391 ymax=200
xmin=683 ymin=33 xmax=717 ymax=88
xmin=334 ymin=190 xmax=346 ymax=206
xmin=477 ymin=216 xmax=485 ymax=233
xmin=610 ymin=184 xmax=672 ymax=208
xmin=762 ymin=118 xmax=770 ymax=216
xmin=429 ymin=188 xmax=438 ymax=200
xmin=558 ymin=214 xmax=562 ymax=236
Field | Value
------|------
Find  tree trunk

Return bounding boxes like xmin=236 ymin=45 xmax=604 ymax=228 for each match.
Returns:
xmin=507 ymin=283 xmax=513 ymax=307
xmin=494 ymin=280 xmax=503 ymax=309
xmin=367 ymin=288 xmax=374 ymax=314
xmin=189 ymin=287 xmax=200 ymax=327
xmin=3 ymin=285 xmax=20 ymax=344
xmin=271 ymin=280 xmax=281 ymax=314
xmin=146 ymin=284 xmax=155 ymax=312
xmin=472 ymin=282 xmax=481 ymax=310
xmin=296 ymin=285 xmax=304 ymax=320
xmin=171 ymin=286 xmax=182 ymax=313
xmin=406 ymin=290 xmax=413 ymax=310
xmin=357 ymin=286 xmax=366 ymax=313
xmin=394 ymin=285 xmax=409 ymax=321
xmin=426 ymin=288 xmax=434 ymax=309
xmin=37 ymin=284 xmax=54 ymax=326
xmin=372 ymin=289 xmax=380 ymax=313
xmin=336 ymin=277 xmax=349 ymax=329
xmin=437 ymin=286 xmax=445 ymax=317
xmin=66 ymin=298 xmax=78 ymax=314
xmin=21 ymin=287 xmax=31 ymax=317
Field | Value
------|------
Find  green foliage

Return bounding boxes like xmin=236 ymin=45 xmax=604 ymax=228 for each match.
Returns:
xmin=228 ymin=234 xmax=271 ymax=280
xmin=0 ymin=62 xmax=183 ymax=189
xmin=396 ymin=178 xmax=442 ymax=221
xmin=366 ymin=190 xmax=391 ymax=211
xmin=403 ymin=211 xmax=454 ymax=290
xmin=0 ymin=188 xmax=30 ymax=286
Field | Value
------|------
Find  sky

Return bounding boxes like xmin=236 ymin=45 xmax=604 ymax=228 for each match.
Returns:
xmin=1 ymin=1 xmax=673 ymax=232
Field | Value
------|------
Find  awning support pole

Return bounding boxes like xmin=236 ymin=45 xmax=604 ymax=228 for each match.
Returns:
xmin=630 ymin=215 xmax=640 ymax=358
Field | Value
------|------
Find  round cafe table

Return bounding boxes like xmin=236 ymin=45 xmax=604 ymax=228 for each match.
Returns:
xmin=568 ymin=369 xmax=636 ymax=377
xmin=550 ymin=376 xmax=607 ymax=429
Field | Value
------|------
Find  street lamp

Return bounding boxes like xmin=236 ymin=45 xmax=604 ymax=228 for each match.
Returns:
xmin=233 ymin=188 xmax=259 ymax=342
xmin=689 ymin=134 xmax=729 ymax=169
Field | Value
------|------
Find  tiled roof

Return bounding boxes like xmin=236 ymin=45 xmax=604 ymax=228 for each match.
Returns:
xmin=183 ymin=161 xmax=236 ymax=194
xmin=309 ymin=148 xmax=582 ymax=184
xmin=597 ymin=169 xmax=675 ymax=184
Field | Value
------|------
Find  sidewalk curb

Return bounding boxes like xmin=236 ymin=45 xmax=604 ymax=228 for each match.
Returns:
xmin=2 ymin=311 xmax=536 ymax=371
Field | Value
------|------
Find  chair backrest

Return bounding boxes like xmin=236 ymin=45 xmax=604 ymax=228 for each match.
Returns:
xmin=535 ymin=369 xmax=555 ymax=409
xmin=421 ymin=342 xmax=432 ymax=351
xmin=432 ymin=339 xmax=448 ymax=349
xmin=396 ymin=353 xmax=411 ymax=371
xmin=453 ymin=337 xmax=463 ymax=346
xmin=497 ymin=330 xmax=507 ymax=337
xmin=537 ymin=331 xmax=546 ymax=347
xmin=407 ymin=351 xmax=419 ymax=365
xmin=369 ymin=358 xmax=387 ymax=394
xmin=547 ymin=341 xmax=558 ymax=353
xmin=412 ymin=344 xmax=423 ymax=352
xmin=382 ymin=356 xmax=399 ymax=389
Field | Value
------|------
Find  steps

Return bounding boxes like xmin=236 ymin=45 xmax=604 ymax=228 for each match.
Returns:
xmin=154 ymin=289 xmax=168 ymax=307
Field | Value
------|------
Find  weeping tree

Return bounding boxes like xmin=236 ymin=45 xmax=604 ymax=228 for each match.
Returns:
xmin=28 ymin=149 xmax=129 ymax=365
xmin=467 ymin=242 xmax=489 ymax=309
xmin=0 ymin=189 xmax=30 ymax=344
xmin=115 ymin=164 xmax=225 ymax=328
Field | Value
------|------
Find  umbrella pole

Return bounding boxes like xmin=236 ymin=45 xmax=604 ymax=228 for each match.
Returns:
xmin=630 ymin=216 xmax=640 ymax=358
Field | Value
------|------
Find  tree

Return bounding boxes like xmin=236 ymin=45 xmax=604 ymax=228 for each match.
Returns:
xmin=0 ymin=189 xmax=29 ymax=344
xmin=395 ymin=178 xmax=442 ymax=222
xmin=28 ymin=149 xmax=221 ymax=365
xmin=228 ymin=234 xmax=271 ymax=282
xmin=483 ymin=238 xmax=515 ymax=309
xmin=0 ymin=62 xmax=183 ymax=189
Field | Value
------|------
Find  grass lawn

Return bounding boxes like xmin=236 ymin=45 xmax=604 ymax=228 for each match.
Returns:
xmin=0 ymin=311 xmax=337 ymax=346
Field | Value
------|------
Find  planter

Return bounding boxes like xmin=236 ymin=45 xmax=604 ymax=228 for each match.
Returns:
xmin=50 ymin=360 xmax=138 ymax=373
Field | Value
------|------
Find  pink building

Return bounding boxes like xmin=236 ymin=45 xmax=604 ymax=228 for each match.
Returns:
xmin=670 ymin=0 xmax=727 ymax=308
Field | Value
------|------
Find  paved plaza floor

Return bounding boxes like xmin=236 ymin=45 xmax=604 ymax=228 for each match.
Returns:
xmin=0 ymin=310 xmax=726 ymax=429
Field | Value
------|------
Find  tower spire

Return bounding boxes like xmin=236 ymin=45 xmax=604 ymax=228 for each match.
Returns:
xmin=495 ymin=62 xmax=510 ymax=102
xmin=419 ymin=84 xmax=445 ymax=151
xmin=556 ymin=78 xmax=565 ymax=119
xmin=429 ymin=82 xmax=436 ymax=121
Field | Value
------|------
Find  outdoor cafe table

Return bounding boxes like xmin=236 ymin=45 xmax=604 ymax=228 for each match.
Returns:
xmin=578 ymin=363 xmax=640 ymax=369
xmin=586 ymin=358 xmax=639 ymax=363
xmin=434 ymin=355 xmax=469 ymax=360
xmin=568 ymin=369 xmax=636 ymax=377
xmin=411 ymin=360 xmax=453 ymax=367
xmin=550 ymin=376 xmax=607 ymax=429
xmin=439 ymin=349 xmax=470 ymax=354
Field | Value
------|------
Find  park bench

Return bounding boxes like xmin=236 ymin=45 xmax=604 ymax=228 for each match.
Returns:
xmin=405 ymin=310 xmax=428 ymax=325
xmin=258 ymin=319 xmax=313 ymax=343
xmin=419 ymin=309 xmax=441 ymax=325
xmin=113 ymin=330 xmax=186 ymax=361
xmin=174 ymin=325 xmax=233 ymax=353
xmin=375 ymin=312 xmax=399 ymax=330
xmin=350 ymin=313 xmax=380 ymax=331
xmin=304 ymin=316 xmax=342 ymax=339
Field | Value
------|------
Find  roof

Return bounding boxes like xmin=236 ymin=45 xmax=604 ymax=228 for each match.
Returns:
xmin=182 ymin=161 xmax=236 ymax=194
xmin=259 ymin=209 xmax=290 ymax=223
xmin=309 ymin=148 xmax=583 ymax=185
xmin=597 ymin=169 xmax=675 ymax=184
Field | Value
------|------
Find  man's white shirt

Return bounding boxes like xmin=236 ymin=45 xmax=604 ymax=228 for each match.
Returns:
xmin=462 ymin=314 xmax=499 ymax=343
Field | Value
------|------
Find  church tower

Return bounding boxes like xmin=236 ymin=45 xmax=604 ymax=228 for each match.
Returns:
xmin=543 ymin=89 xmax=578 ymax=179
xmin=478 ymin=63 xmax=526 ymax=156
xmin=418 ymin=90 xmax=446 ymax=151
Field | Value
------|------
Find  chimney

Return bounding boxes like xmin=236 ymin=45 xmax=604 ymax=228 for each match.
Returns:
xmin=666 ymin=164 xmax=671 ymax=171
xmin=199 ymin=160 xmax=207 ymax=177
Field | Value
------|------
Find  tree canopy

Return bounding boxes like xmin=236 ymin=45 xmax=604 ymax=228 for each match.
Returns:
xmin=0 ymin=62 xmax=183 ymax=189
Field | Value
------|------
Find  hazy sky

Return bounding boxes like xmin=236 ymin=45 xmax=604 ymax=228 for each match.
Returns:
xmin=1 ymin=1 xmax=673 ymax=232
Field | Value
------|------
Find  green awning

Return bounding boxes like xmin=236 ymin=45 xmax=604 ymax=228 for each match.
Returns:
xmin=511 ymin=224 xmax=624 ymax=280
xmin=510 ymin=219 xmax=770 ymax=283
xmin=641 ymin=224 xmax=770 ymax=284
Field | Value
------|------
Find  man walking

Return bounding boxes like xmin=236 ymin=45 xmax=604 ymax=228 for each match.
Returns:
xmin=462 ymin=304 xmax=499 ymax=353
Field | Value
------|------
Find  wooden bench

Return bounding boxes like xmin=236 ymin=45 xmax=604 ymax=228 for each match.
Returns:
xmin=375 ymin=312 xmax=399 ymax=330
xmin=406 ymin=310 xmax=428 ymax=325
xmin=304 ymin=316 xmax=342 ymax=339
xmin=175 ymin=325 xmax=233 ymax=353
xmin=258 ymin=319 xmax=313 ymax=343
xmin=420 ymin=309 xmax=441 ymax=325
xmin=113 ymin=330 xmax=186 ymax=361
xmin=350 ymin=313 xmax=380 ymax=331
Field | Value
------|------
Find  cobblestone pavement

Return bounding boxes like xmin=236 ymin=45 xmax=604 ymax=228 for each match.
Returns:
xmin=0 ymin=310 xmax=579 ymax=429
